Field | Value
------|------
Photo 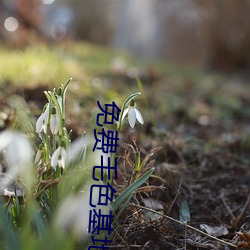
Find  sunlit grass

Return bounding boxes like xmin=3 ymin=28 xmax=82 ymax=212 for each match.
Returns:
xmin=0 ymin=46 xmax=66 ymax=86
xmin=0 ymin=41 xmax=206 ymax=87
xmin=0 ymin=41 xmax=247 ymax=129
xmin=0 ymin=44 xmax=86 ymax=87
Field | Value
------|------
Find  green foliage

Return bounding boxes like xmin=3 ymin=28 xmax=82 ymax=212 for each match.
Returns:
xmin=112 ymin=167 xmax=155 ymax=212
xmin=0 ymin=80 xmax=152 ymax=250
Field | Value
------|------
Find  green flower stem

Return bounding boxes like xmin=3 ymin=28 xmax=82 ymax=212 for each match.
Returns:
xmin=110 ymin=92 xmax=141 ymax=183
xmin=52 ymin=134 xmax=56 ymax=152
xmin=48 ymin=92 xmax=63 ymax=136
xmin=61 ymin=78 xmax=72 ymax=126
xmin=44 ymin=95 xmax=53 ymax=164
xmin=63 ymin=127 xmax=70 ymax=150
xmin=116 ymin=92 xmax=141 ymax=132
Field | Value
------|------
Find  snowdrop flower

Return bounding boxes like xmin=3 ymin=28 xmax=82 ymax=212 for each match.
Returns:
xmin=56 ymin=87 xmax=63 ymax=112
xmin=35 ymin=143 xmax=43 ymax=164
xmin=67 ymin=134 xmax=90 ymax=164
xmin=55 ymin=192 xmax=90 ymax=240
xmin=0 ymin=130 xmax=33 ymax=190
xmin=57 ymin=95 xmax=63 ymax=112
xmin=55 ymin=183 xmax=109 ymax=240
xmin=36 ymin=103 xmax=50 ymax=133
xmin=122 ymin=99 xmax=144 ymax=128
xmin=50 ymin=106 xmax=60 ymax=135
xmin=51 ymin=142 xmax=67 ymax=169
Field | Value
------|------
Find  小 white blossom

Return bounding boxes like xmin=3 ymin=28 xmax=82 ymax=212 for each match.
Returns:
xmin=122 ymin=99 xmax=144 ymax=128
xmin=35 ymin=144 xmax=43 ymax=165
xmin=56 ymin=87 xmax=63 ymax=111
xmin=36 ymin=103 xmax=50 ymax=133
xmin=54 ymin=183 xmax=110 ymax=240
xmin=51 ymin=144 xmax=67 ymax=169
xmin=0 ymin=130 xmax=33 ymax=190
xmin=50 ymin=106 xmax=60 ymax=135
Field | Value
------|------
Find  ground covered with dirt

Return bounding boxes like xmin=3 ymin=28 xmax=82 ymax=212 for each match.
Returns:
xmin=109 ymin=71 xmax=250 ymax=249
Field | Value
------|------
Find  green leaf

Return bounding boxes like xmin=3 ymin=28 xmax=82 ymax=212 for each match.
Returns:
xmin=112 ymin=192 xmax=133 ymax=225
xmin=32 ymin=209 xmax=46 ymax=237
xmin=0 ymin=208 xmax=21 ymax=250
xmin=112 ymin=167 xmax=154 ymax=211
xmin=135 ymin=152 xmax=141 ymax=173
xmin=62 ymin=78 xmax=72 ymax=98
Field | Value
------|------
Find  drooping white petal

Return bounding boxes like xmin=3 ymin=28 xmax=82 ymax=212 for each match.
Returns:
xmin=51 ymin=147 xmax=61 ymax=168
xmin=5 ymin=133 xmax=32 ymax=170
xmin=50 ymin=114 xmax=59 ymax=135
xmin=67 ymin=135 xmax=93 ymax=164
xmin=41 ymin=122 xmax=48 ymax=133
xmin=57 ymin=96 xmax=63 ymax=111
xmin=55 ymin=183 xmax=110 ymax=240
xmin=59 ymin=148 xmax=67 ymax=169
xmin=0 ymin=130 xmax=14 ymax=151
xmin=135 ymin=109 xmax=144 ymax=125
xmin=0 ymin=130 xmax=33 ymax=190
xmin=121 ymin=107 xmax=129 ymax=121
xmin=55 ymin=188 xmax=92 ymax=240
xmin=36 ymin=104 xmax=50 ymax=134
xmin=36 ymin=113 xmax=45 ymax=133
xmin=51 ymin=146 xmax=67 ymax=169
xmin=35 ymin=149 xmax=43 ymax=164
xmin=128 ymin=107 xmax=137 ymax=128
xmin=44 ymin=103 xmax=50 ymax=117
xmin=57 ymin=159 xmax=64 ymax=169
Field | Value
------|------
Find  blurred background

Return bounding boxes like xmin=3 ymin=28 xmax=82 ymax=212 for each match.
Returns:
xmin=1 ymin=0 xmax=250 ymax=73
xmin=1 ymin=2 xmax=250 ymax=249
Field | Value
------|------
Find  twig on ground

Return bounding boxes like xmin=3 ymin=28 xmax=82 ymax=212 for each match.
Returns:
xmin=109 ymin=245 xmax=141 ymax=248
xmin=129 ymin=203 xmax=238 ymax=249
xmin=233 ymin=192 xmax=250 ymax=227
xmin=166 ymin=178 xmax=183 ymax=215
xmin=221 ymin=189 xmax=236 ymax=221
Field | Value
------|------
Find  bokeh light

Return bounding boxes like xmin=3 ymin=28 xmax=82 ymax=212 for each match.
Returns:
xmin=4 ymin=17 xmax=19 ymax=32
xmin=41 ymin=0 xmax=55 ymax=5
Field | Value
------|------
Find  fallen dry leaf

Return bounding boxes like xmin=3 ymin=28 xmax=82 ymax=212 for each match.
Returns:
xmin=200 ymin=224 xmax=229 ymax=237
xmin=237 ymin=231 xmax=250 ymax=248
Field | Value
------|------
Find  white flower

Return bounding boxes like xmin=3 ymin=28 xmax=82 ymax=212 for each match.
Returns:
xmin=35 ymin=144 xmax=43 ymax=164
xmin=57 ymin=95 xmax=63 ymax=112
xmin=35 ymin=149 xmax=42 ymax=164
xmin=56 ymin=87 xmax=63 ymax=113
xmin=50 ymin=106 xmax=59 ymax=135
xmin=0 ymin=130 xmax=33 ymax=190
xmin=54 ymin=183 xmax=110 ymax=240
xmin=67 ymin=135 xmax=90 ymax=164
xmin=51 ymin=145 xmax=67 ymax=169
xmin=122 ymin=100 xmax=144 ymax=128
xmin=36 ymin=104 xmax=50 ymax=133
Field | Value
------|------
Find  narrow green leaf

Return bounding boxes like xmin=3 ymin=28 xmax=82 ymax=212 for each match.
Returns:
xmin=0 ymin=208 xmax=21 ymax=250
xmin=136 ymin=77 xmax=144 ymax=97
xmin=112 ymin=167 xmax=154 ymax=211
xmin=135 ymin=152 xmax=141 ymax=173
xmin=32 ymin=210 xmax=45 ymax=237
xmin=62 ymin=78 xmax=72 ymax=98
xmin=112 ymin=192 xmax=133 ymax=225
